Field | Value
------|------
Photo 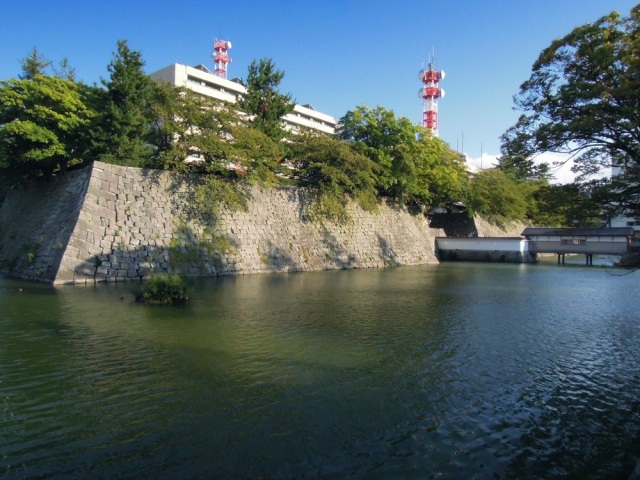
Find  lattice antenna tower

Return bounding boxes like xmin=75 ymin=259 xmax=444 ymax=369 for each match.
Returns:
xmin=418 ymin=51 xmax=445 ymax=136
xmin=213 ymin=39 xmax=232 ymax=79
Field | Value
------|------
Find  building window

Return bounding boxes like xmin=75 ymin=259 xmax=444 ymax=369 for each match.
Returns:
xmin=561 ymin=239 xmax=586 ymax=245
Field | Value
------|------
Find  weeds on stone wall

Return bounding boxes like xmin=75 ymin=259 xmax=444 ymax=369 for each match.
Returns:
xmin=257 ymin=249 xmax=269 ymax=266
xmin=201 ymin=228 xmax=235 ymax=254
xmin=168 ymin=222 xmax=236 ymax=273
xmin=302 ymin=190 xmax=352 ymax=225
xmin=166 ymin=173 xmax=248 ymax=225
xmin=169 ymin=237 xmax=202 ymax=273
xmin=23 ymin=243 xmax=39 ymax=265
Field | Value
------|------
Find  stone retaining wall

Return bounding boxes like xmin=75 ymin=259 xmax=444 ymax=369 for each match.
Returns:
xmin=0 ymin=161 xmax=529 ymax=285
xmin=0 ymin=167 xmax=90 ymax=282
xmin=1 ymin=162 xmax=450 ymax=284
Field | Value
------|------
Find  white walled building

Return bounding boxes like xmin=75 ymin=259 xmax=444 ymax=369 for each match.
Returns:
xmin=150 ymin=63 xmax=338 ymax=135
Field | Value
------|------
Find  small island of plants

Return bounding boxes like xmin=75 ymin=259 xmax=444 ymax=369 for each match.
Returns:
xmin=134 ymin=273 xmax=190 ymax=305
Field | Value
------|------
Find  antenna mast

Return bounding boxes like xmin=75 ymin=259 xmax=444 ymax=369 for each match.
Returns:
xmin=418 ymin=52 xmax=445 ymax=136
xmin=213 ymin=39 xmax=232 ymax=79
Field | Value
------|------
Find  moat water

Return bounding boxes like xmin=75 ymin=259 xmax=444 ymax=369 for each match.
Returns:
xmin=1 ymin=262 xmax=639 ymax=479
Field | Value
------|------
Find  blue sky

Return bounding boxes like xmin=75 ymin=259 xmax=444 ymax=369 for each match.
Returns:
xmin=2 ymin=0 xmax=637 ymax=177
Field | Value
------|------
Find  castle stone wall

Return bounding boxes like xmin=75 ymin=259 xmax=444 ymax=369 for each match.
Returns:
xmin=0 ymin=167 xmax=91 ymax=282
xmin=0 ymin=162 xmax=450 ymax=284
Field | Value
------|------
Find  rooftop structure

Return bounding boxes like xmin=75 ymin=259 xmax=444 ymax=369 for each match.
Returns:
xmin=150 ymin=57 xmax=337 ymax=136
xmin=212 ymin=39 xmax=232 ymax=79
xmin=418 ymin=58 xmax=445 ymax=136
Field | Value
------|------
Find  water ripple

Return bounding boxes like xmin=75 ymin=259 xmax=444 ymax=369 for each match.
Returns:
xmin=1 ymin=266 xmax=640 ymax=478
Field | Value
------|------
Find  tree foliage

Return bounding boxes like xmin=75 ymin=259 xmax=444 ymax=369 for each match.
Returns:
xmin=465 ymin=169 xmax=532 ymax=226
xmin=497 ymin=152 xmax=552 ymax=182
xmin=2 ymin=44 xmax=489 ymax=227
xmin=501 ymin=5 xmax=640 ymax=221
xmin=90 ymin=40 xmax=158 ymax=166
xmin=20 ymin=48 xmax=75 ymax=81
xmin=151 ymin=82 xmax=284 ymax=219
xmin=155 ymin=83 xmax=283 ymax=177
xmin=0 ymin=74 xmax=95 ymax=189
xmin=238 ymin=59 xmax=294 ymax=141
xmin=338 ymin=105 xmax=468 ymax=208
xmin=531 ymin=183 xmax=604 ymax=227
xmin=135 ymin=273 xmax=190 ymax=305
xmin=287 ymin=132 xmax=378 ymax=222
xmin=19 ymin=48 xmax=52 ymax=80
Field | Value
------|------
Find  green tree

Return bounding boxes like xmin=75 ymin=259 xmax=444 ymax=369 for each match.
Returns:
xmin=151 ymin=83 xmax=282 ymax=219
xmin=465 ymin=169 xmax=531 ymax=226
xmin=19 ymin=48 xmax=52 ymax=80
xmin=19 ymin=48 xmax=76 ymax=81
xmin=90 ymin=40 xmax=157 ymax=166
xmin=338 ymin=105 xmax=468 ymax=208
xmin=238 ymin=59 xmax=295 ymax=140
xmin=288 ymin=132 xmax=378 ymax=221
xmin=497 ymin=152 xmax=551 ymax=182
xmin=154 ymin=83 xmax=280 ymax=180
xmin=501 ymin=5 xmax=640 ymax=222
xmin=0 ymin=75 xmax=95 ymax=189
xmin=531 ymin=183 xmax=604 ymax=227
xmin=51 ymin=58 xmax=76 ymax=82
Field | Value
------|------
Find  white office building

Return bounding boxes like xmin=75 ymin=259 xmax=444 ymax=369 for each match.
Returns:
xmin=150 ymin=63 xmax=338 ymax=135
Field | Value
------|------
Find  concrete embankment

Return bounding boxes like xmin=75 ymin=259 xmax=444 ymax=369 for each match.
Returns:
xmin=0 ymin=161 xmax=458 ymax=284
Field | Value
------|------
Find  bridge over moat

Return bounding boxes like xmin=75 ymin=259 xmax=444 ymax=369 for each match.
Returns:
xmin=522 ymin=227 xmax=636 ymax=265
xmin=436 ymin=227 xmax=637 ymax=265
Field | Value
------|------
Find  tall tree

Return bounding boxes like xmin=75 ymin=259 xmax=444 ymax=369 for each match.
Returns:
xmin=150 ymin=83 xmax=282 ymax=219
xmin=19 ymin=48 xmax=52 ymax=80
xmin=52 ymin=58 xmax=76 ymax=82
xmin=238 ymin=59 xmax=294 ymax=140
xmin=497 ymin=152 xmax=551 ymax=182
xmin=288 ymin=131 xmax=378 ymax=221
xmin=154 ymin=84 xmax=280 ymax=180
xmin=0 ymin=75 xmax=94 ymax=189
xmin=501 ymin=5 xmax=640 ymax=222
xmin=464 ymin=168 xmax=532 ymax=226
xmin=338 ymin=105 xmax=468 ymax=208
xmin=90 ymin=40 xmax=156 ymax=166
xmin=531 ymin=183 xmax=604 ymax=227
xmin=19 ymin=48 xmax=76 ymax=81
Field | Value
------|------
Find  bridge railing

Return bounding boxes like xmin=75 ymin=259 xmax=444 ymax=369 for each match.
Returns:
xmin=528 ymin=240 xmax=629 ymax=255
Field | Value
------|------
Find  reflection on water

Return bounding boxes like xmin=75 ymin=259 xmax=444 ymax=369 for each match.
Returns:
xmin=1 ymin=263 xmax=639 ymax=479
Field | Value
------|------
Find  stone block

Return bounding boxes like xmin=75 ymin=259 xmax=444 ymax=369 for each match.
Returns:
xmin=68 ymin=234 xmax=90 ymax=252
xmin=74 ymin=261 xmax=96 ymax=276
xmin=87 ymin=183 xmax=116 ymax=203
xmin=83 ymin=202 xmax=116 ymax=223
xmin=75 ymin=215 xmax=106 ymax=238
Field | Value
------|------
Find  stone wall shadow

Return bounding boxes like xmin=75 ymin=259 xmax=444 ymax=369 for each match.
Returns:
xmin=71 ymin=234 xmax=244 ymax=284
xmin=0 ymin=164 xmax=93 ymax=282
xmin=285 ymin=186 xmax=313 ymax=223
xmin=429 ymin=212 xmax=478 ymax=237
xmin=319 ymin=225 xmax=358 ymax=269
xmin=259 ymin=241 xmax=298 ymax=272
xmin=377 ymin=234 xmax=400 ymax=267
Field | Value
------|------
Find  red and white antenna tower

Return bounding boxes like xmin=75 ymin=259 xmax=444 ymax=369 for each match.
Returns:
xmin=418 ymin=55 xmax=445 ymax=136
xmin=213 ymin=39 xmax=232 ymax=79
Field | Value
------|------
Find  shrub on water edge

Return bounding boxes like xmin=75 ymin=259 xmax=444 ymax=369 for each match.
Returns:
xmin=135 ymin=273 xmax=190 ymax=305
xmin=616 ymin=253 xmax=640 ymax=269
